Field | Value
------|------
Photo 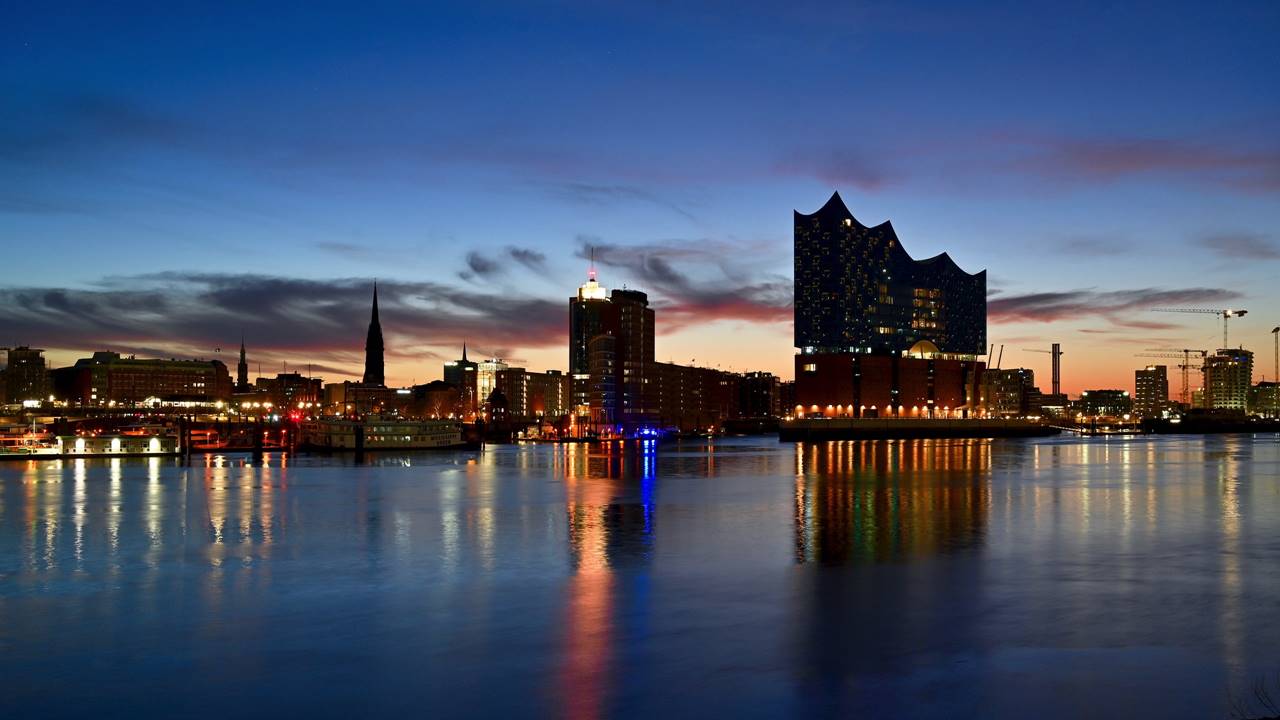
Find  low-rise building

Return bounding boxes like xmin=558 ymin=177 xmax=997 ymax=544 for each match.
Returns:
xmin=62 ymin=352 xmax=232 ymax=406
xmin=980 ymin=368 xmax=1036 ymax=417
xmin=1251 ymin=381 xmax=1279 ymax=418
xmin=1073 ymin=389 xmax=1133 ymax=418
xmin=490 ymin=368 xmax=571 ymax=420
xmin=738 ymin=371 xmax=781 ymax=419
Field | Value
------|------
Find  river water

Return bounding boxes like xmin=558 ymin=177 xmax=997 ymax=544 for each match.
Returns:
xmin=2 ymin=436 xmax=1279 ymax=718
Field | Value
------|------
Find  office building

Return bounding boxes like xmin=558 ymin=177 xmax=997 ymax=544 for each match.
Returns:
xmin=476 ymin=358 xmax=509 ymax=411
xmin=443 ymin=345 xmax=479 ymax=418
xmin=606 ymin=289 xmax=655 ymax=425
xmin=588 ymin=334 xmax=617 ymax=428
xmin=738 ymin=371 xmax=781 ymax=419
xmin=2 ymin=346 xmax=50 ymax=404
xmin=980 ymin=368 xmax=1036 ymax=417
xmin=255 ymin=372 xmax=324 ymax=410
xmin=64 ymin=352 xmax=232 ymax=405
xmin=650 ymin=362 xmax=740 ymax=431
xmin=410 ymin=380 xmax=462 ymax=419
xmin=495 ymin=367 xmax=570 ymax=420
xmin=1073 ymin=390 xmax=1133 ymax=418
xmin=1202 ymin=349 xmax=1253 ymax=411
xmin=324 ymin=381 xmax=401 ymax=417
xmin=1134 ymin=365 xmax=1169 ymax=418
xmin=1251 ymin=382 xmax=1279 ymax=418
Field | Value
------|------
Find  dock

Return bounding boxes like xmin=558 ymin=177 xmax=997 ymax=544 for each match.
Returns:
xmin=779 ymin=417 xmax=1059 ymax=441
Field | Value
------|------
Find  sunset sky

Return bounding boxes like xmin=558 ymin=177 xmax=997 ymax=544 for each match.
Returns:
xmin=3 ymin=2 xmax=1279 ymax=394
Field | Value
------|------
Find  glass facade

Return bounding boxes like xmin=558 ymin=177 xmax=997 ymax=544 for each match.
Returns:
xmin=794 ymin=192 xmax=986 ymax=356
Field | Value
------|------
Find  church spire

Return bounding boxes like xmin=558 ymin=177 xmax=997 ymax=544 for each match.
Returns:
xmin=363 ymin=281 xmax=385 ymax=386
xmin=236 ymin=331 xmax=250 ymax=392
xmin=461 ymin=341 xmax=468 ymax=363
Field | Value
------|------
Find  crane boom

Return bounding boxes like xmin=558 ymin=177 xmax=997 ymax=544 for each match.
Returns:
xmin=1022 ymin=343 xmax=1063 ymax=396
xmin=1134 ymin=348 xmax=1206 ymax=406
xmin=1150 ymin=308 xmax=1247 ymax=348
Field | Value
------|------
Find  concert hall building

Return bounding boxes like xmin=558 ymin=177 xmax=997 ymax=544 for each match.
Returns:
xmin=793 ymin=192 xmax=987 ymax=417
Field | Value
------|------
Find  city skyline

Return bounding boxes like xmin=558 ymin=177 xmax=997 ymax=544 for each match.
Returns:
xmin=3 ymin=2 xmax=1280 ymax=393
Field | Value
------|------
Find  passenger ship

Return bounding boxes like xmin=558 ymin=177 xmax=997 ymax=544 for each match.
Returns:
xmin=300 ymin=418 xmax=467 ymax=450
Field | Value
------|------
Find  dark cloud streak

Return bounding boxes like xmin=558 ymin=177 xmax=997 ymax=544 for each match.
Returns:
xmin=1196 ymin=232 xmax=1280 ymax=259
xmin=0 ymin=273 xmax=566 ymax=377
xmin=574 ymin=238 xmax=791 ymax=328
xmin=989 ymin=287 xmax=1242 ymax=324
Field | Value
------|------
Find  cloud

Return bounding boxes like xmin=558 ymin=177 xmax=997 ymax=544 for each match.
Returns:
xmin=461 ymin=251 xmax=502 ymax=280
xmin=315 ymin=241 xmax=377 ymax=260
xmin=1195 ymin=232 xmax=1280 ymax=259
xmin=507 ymin=246 xmax=547 ymax=271
xmin=988 ymin=287 xmax=1243 ymax=325
xmin=552 ymin=183 xmax=699 ymax=222
xmin=773 ymin=147 xmax=892 ymax=191
xmin=457 ymin=246 xmax=553 ymax=281
xmin=0 ymin=92 xmax=197 ymax=166
xmin=1007 ymin=134 xmax=1280 ymax=192
xmin=0 ymin=273 xmax=567 ymax=380
xmin=1057 ymin=236 xmax=1131 ymax=256
xmin=573 ymin=238 xmax=791 ymax=328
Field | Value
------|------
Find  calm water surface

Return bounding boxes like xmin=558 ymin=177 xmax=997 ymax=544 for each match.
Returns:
xmin=2 ymin=436 xmax=1279 ymax=718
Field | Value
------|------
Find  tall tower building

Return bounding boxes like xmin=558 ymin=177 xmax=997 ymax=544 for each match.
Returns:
xmin=363 ymin=282 xmax=385 ymax=387
xmin=236 ymin=335 xmax=251 ymax=393
xmin=1202 ymin=349 xmax=1252 ymax=411
xmin=1134 ymin=365 xmax=1168 ymax=417
xmin=569 ymin=263 xmax=610 ymax=416
xmin=606 ymin=289 xmax=655 ymax=426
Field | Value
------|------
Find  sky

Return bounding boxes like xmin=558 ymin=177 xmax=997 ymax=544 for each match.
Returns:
xmin=2 ymin=1 xmax=1279 ymax=394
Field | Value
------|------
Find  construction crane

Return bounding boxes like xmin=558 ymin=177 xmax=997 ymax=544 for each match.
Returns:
xmin=1137 ymin=348 xmax=1207 ymax=407
xmin=1023 ymin=343 xmax=1063 ymax=396
xmin=1150 ymin=308 xmax=1247 ymax=349
xmin=1272 ymin=327 xmax=1279 ymax=384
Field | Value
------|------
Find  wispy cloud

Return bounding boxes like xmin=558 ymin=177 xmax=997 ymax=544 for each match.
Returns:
xmin=773 ymin=146 xmax=893 ymax=191
xmin=1057 ymin=235 xmax=1131 ymax=257
xmin=1195 ymin=231 xmax=1280 ymax=259
xmin=458 ymin=246 xmax=554 ymax=281
xmin=989 ymin=286 xmax=1242 ymax=324
xmin=1006 ymin=134 xmax=1280 ymax=192
xmin=552 ymin=183 xmax=699 ymax=222
xmin=507 ymin=246 xmax=547 ymax=271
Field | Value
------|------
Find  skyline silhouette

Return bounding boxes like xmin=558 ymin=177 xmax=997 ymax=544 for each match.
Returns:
xmin=2 ymin=2 xmax=1278 ymax=393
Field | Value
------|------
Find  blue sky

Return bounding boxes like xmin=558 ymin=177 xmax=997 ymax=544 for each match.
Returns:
xmin=3 ymin=1 xmax=1278 ymax=391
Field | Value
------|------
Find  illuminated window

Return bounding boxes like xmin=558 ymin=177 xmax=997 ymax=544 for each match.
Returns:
xmin=803 ymin=363 xmax=817 ymax=373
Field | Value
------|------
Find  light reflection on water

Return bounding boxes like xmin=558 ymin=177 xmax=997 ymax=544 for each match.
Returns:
xmin=1 ymin=435 xmax=1278 ymax=718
